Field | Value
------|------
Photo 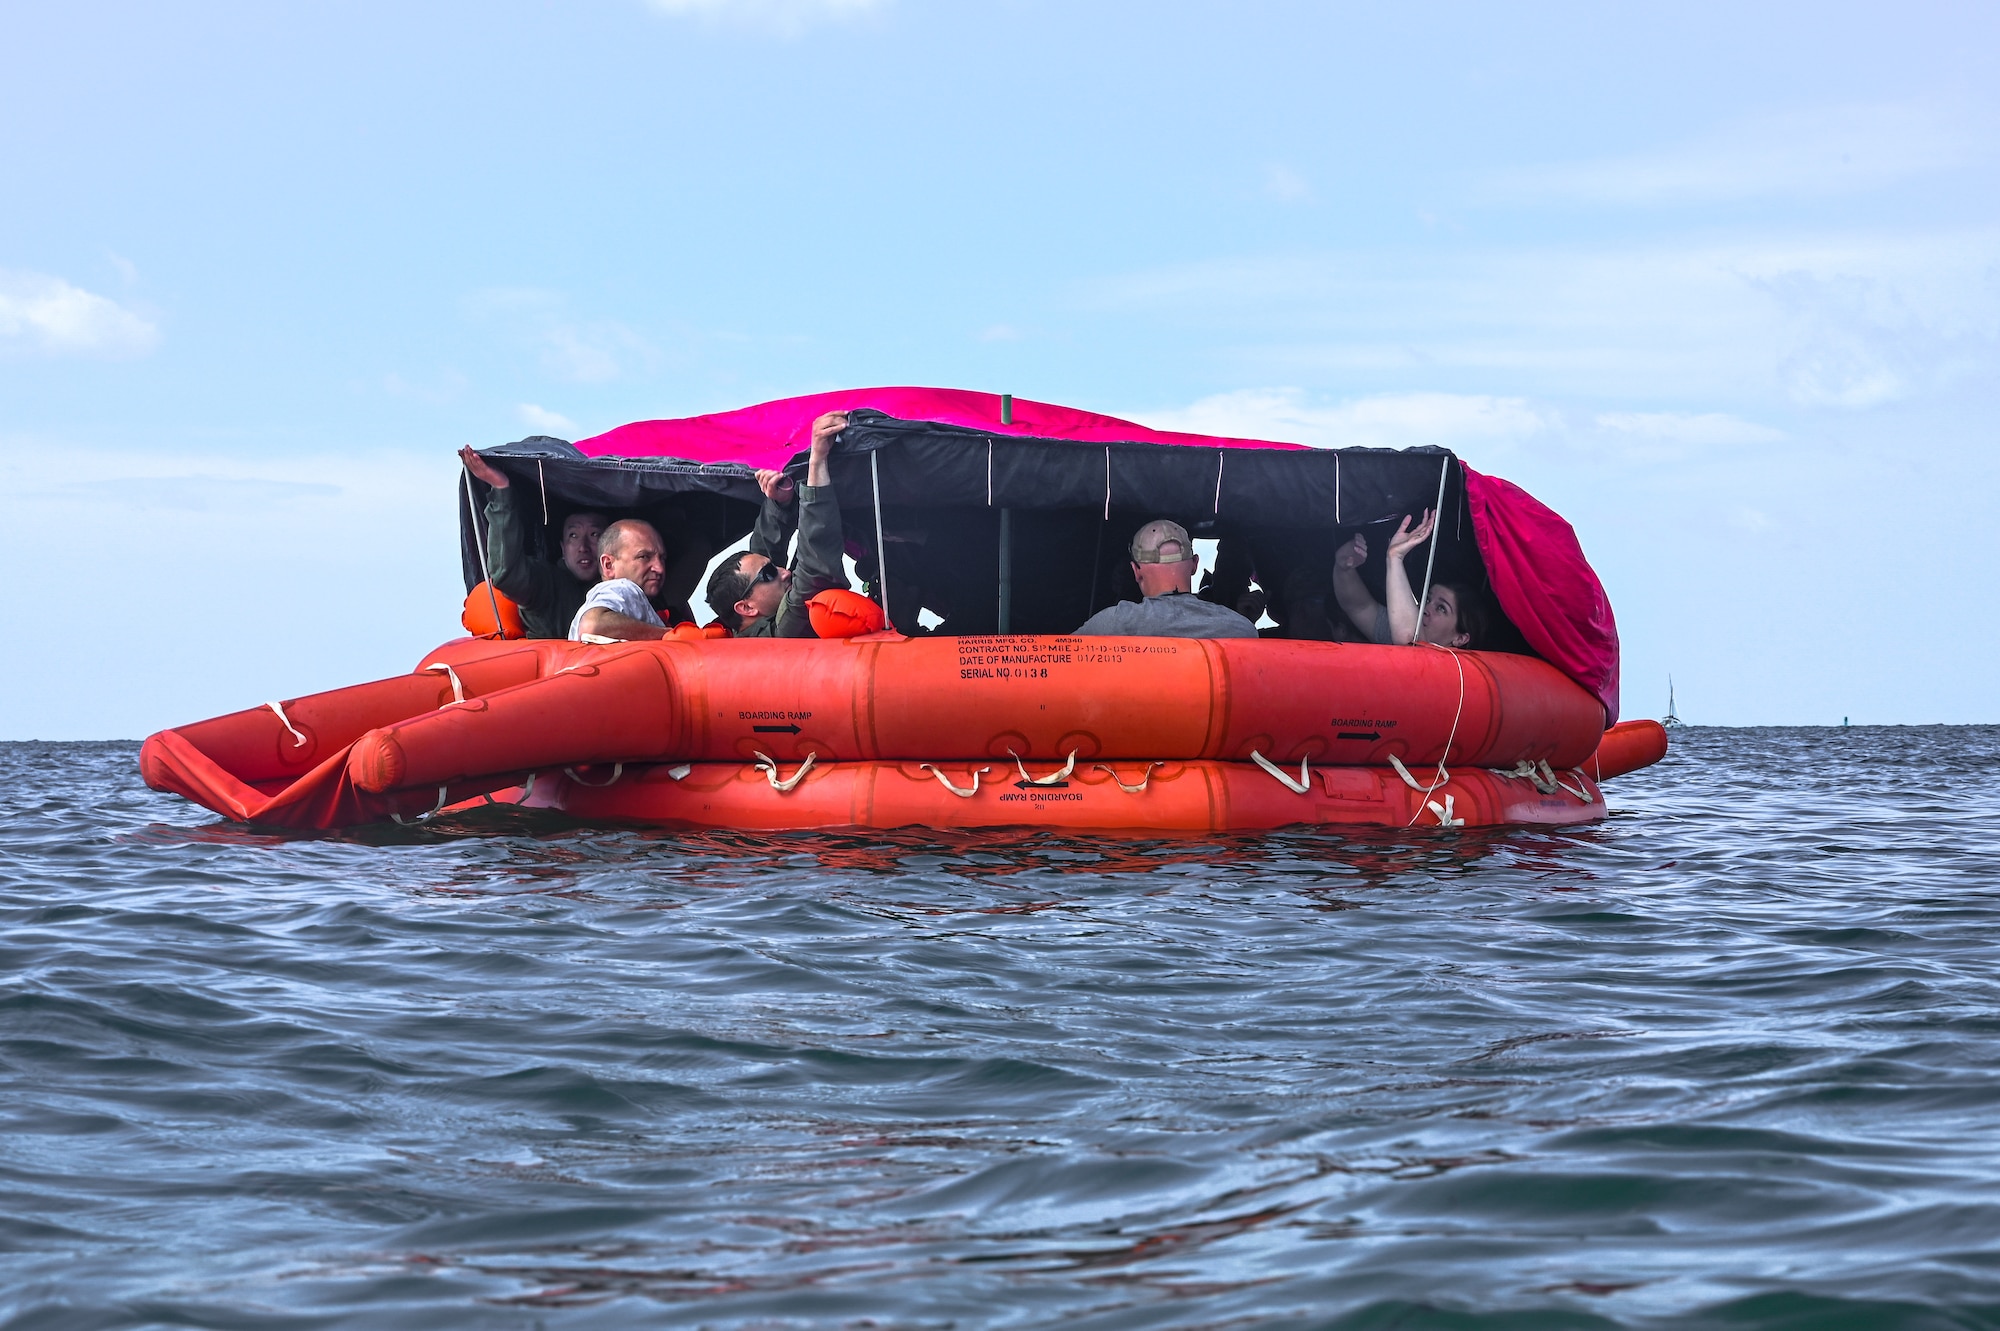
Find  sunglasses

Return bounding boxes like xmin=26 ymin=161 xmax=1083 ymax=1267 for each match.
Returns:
xmin=751 ymin=561 xmax=783 ymax=586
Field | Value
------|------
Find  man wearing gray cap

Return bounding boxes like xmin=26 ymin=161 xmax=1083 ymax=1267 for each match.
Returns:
xmin=1073 ymin=519 xmax=1260 ymax=638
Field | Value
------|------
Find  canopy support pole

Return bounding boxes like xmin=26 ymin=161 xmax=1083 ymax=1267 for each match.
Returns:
xmin=870 ymin=450 xmax=891 ymax=631
xmin=461 ymin=465 xmax=504 ymax=634
xmin=998 ymin=509 xmax=1013 ymax=633
xmin=997 ymin=392 xmax=1014 ymax=633
xmin=1411 ymin=457 xmax=1451 ymax=645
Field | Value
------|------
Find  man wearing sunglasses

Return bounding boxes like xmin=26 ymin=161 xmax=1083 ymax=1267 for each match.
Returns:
xmin=703 ymin=411 xmax=852 ymax=637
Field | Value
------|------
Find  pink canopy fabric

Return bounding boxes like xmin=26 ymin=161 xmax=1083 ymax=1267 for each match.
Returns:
xmin=1464 ymin=466 xmax=1619 ymax=725
xmin=577 ymin=388 xmax=1618 ymax=723
xmin=575 ymin=387 xmax=1305 ymax=471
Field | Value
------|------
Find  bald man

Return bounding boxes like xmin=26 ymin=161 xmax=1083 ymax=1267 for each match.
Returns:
xmin=1074 ymin=519 xmax=1259 ymax=638
xmin=569 ymin=519 xmax=675 ymax=641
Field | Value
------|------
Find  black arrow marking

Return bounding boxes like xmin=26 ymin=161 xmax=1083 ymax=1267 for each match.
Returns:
xmin=1337 ymin=730 xmax=1381 ymax=741
xmin=1014 ymin=780 xmax=1070 ymax=790
xmin=753 ymin=723 xmax=802 ymax=734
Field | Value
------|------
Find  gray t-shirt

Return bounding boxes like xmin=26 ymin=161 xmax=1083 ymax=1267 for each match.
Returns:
xmin=1074 ymin=592 xmax=1259 ymax=638
xmin=568 ymin=578 xmax=665 ymax=640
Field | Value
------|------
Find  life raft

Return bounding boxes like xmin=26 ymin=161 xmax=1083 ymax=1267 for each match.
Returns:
xmin=140 ymin=633 xmax=1667 ymax=833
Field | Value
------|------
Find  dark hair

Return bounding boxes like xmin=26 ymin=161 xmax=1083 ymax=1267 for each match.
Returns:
xmin=704 ymin=551 xmax=758 ymax=631
xmin=1435 ymin=581 xmax=1490 ymax=649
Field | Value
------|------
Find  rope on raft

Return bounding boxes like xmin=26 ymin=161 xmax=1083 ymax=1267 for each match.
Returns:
xmin=1405 ymin=646 xmax=1467 ymax=827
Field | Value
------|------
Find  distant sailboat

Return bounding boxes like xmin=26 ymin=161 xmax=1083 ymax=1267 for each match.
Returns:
xmin=1663 ymin=676 xmax=1683 ymax=728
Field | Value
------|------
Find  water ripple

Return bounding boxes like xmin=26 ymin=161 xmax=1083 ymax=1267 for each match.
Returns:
xmin=1 ymin=729 xmax=1998 ymax=1328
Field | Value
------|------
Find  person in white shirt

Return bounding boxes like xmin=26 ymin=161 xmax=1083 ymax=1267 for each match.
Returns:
xmin=569 ymin=519 xmax=675 ymax=641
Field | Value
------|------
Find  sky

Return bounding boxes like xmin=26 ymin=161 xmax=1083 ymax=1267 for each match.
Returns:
xmin=2 ymin=0 xmax=1995 ymax=737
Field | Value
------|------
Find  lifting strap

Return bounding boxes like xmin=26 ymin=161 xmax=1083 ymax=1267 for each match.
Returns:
xmin=920 ymin=764 xmax=991 ymax=797
xmin=1427 ymin=794 xmax=1464 ymax=827
xmin=390 ymin=785 xmax=451 ymax=825
xmin=1007 ymin=749 xmax=1077 ymax=786
xmin=753 ymin=751 xmax=816 ymax=793
xmin=1249 ymin=749 xmax=1312 ymax=795
xmin=265 ymin=700 xmax=308 ymax=749
xmin=1093 ymin=762 xmax=1163 ymax=794
xmin=425 ymin=662 xmax=466 ymax=704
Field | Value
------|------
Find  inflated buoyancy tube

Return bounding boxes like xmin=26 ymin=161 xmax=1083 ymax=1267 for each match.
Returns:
xmin=347 ymin=647 xmax=682 ymax=794
xmin=807 ymin=588 xmax=887 ymax=639
xmin=1588 ymin=719 xmax=1668 ymax=781
xmin=350 ymin=635 xmax=1606 ymax=797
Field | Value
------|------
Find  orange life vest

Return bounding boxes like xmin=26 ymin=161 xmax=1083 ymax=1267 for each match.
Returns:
xmin=460 ymin=583 xmax=526 ymax=639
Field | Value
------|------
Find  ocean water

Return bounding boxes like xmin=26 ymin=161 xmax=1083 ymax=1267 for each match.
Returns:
xmin=4 ymin=726 xmax=2000 ymax=1330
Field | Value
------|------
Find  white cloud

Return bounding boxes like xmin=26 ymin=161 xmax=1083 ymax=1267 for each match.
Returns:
xmin=977 ymin=323 xmax=1022 ymax=342
xmin=0 ymin=439 xmax=460 ymax=738
xmin=1263 ymin=164 xmax=1309 ymax=202
xmin=645 ymin=0 xmax=886 ymax=37
xmin=383 ymin=368 xmax=469 ymax=404
xmin=37 ymin=474 xmax=341 ymax=512
xmin=1084 ymin=229 xmax=2000 ymax=410
xmin=1488 ymin=100 xmax=1978 ymax=206
xmin=541 ymin=323 xmax=656 ymax=383
xmin=0 ymin=269 xmax=158 ymax=357
xmin=516 ymin=403 xmax=580 ymax=436
xmin=1594 ymin=412 xmax=1785 ymax=445
xmin=466 ymin=287 xmax=658 ymax=384
xmin=1139 ymin=388 xmax=1554 ymax=451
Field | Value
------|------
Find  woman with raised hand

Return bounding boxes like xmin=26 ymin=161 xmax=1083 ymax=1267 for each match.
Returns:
xmin=1330 ymin=509 xmax=1484 ymax=649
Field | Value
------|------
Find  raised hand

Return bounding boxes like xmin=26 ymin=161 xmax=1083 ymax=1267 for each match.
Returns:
xmin=1385 ymin=509 xmax=1436 ymax=560
xmin=809 ymin=412 xmax=848 ymax=461
xmin=458 ymin=445 xmax=509 ymax=489
xmin=755 ymin=467 xmax=796 ymax=505
xmin=1334 ymin=532 xmax=1368 ymax=571
xmin=807 ymin=411 xmax=847 ymax=488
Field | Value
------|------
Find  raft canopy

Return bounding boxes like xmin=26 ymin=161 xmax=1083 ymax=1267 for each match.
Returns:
xmin=462 ymin=387 xmax=1619 ymax=723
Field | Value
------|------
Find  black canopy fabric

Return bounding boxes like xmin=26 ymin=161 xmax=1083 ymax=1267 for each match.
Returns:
xmin=826 ymin=409 xmax=1458 ymax=528
xmin=460 ymin=413 xmax=1510 ymax=647
xmin=456 ymin=436 xmax=765 ymax=594
xmin=810 ymin=411 xmax=1494 ymax=640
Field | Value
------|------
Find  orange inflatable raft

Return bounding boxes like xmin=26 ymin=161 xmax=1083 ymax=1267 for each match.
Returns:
xmin=140 ymin=388 xmax=1669 ymax=834
xmin=140 ymin=633 xmax=1668 ymax=833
